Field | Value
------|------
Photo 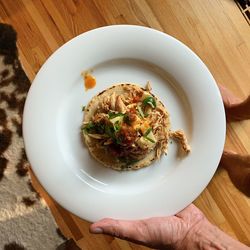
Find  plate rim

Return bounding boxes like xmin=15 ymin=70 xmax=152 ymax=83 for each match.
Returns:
xmin=23 ymin=25 xmax=226 ymax=221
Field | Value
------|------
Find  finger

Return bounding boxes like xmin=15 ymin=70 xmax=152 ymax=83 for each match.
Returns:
xmin=225 ymin=95 xmax=250 ymax=121
xmin=220 ymin=150 xmax=250 ymax=169
xmin=220 ymin=151 xmax=250 ymax=197
xmin=90 ymin=218 xmax=177 ymax=249
xmin=90 ymin=218 xmax=149 ymax=243
xmin=217 ymin=84 xmax=241 ymax=107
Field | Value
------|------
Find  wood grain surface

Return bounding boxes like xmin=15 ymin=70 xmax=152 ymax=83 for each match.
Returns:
xmin=0 ymin=0 xmax=249 ymax=249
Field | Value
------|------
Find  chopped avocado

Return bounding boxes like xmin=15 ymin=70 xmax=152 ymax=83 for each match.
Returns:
xmin=144 ymin=130 xmax=156 ymax=143
xmin=108 ymin=112 xmax=124 ymax=119
xmin=110 ymin=115 xmax=124 ymax=125
xmin=136 ymin=128 xmax=156 ymax=149
xmin=137 ymin=136 xmax=155 ymax=149
xmin=113 ymin=121 xmax=120 ymax=133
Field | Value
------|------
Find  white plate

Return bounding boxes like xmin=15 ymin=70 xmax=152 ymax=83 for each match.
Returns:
xmin=23 ymin=25 xmax=225 ymax=222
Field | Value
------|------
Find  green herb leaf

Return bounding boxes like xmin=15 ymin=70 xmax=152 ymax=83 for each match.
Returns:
xmin=142 ymin=96 xmax=156 ymax=108
xmin=82 ymin=106 xmax=86 ymax=111
xmin=108 ymin=112 xmax=124 ymax=119
xmin=105 ymin=124 xmax=123 ymax=145
xmin=145 ymin=136 xmax=155 ymax=143
xmin=137 ymin=105 xmax=144 ymax=118
xmin=123 ymin=113 xmax=131 ymax=125
xmin=114 ymin=121 xmax=120 ymax=132
xmin=82 ymin=121 xmax=105 ymax=134
xmin=144 ymin=128 xmax=152 ymax=137
xmin=95 ymin=123 xmax=106 ymax=134
xmin=105 ymin=124 xmax=115 ymax=138
xmin=82 ymin=122 xmax=95 ymax=133
xmin=115 ymin=136 xmax=123 ymax=145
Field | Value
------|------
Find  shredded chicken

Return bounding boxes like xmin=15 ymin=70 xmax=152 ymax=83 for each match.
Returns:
xmin=103 ymin=138 xmax=113 ymax=145
xmin=123 ymin=85 xmax=134 ymax=91
xmin=101 ymin=96 xmax=110 ymax=112
xmin=115 ymin=95 xmax=127 ymax=113
xmin=127 ymin=103 xmax=137 ymax=109
xmin=88 ymin=134 xmax=106 ymax=139
xmin=131 ymin=88 xmax=143 ymax=99
xmin=123 ymin=85 xmax=143 ymax=100
xmin=150 ymin=109 xmax=165 ymax=133
xmin=123 ymin=96 xmax=133 ymax=105
xmin=110 ymin=92 xmax=116 ymax=110
xmin=156 ymin=141 xmax=167 ymax=159
xmin=170 ymin=130 xmax=191 ymax=153
xmin=92 ymin=113 xmax=108 ymax=123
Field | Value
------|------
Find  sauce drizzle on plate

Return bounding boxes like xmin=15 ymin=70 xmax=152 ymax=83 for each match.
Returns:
xmin=82 ymin=72 xmax=96 ymax=91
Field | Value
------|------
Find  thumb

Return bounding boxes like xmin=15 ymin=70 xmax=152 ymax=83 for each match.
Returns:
xmin=90 ymin=218 xmax=149 ymax=243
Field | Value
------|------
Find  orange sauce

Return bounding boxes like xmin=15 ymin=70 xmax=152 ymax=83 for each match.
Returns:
xmin=140 ymin=122 xmax=150 ymax=134
xmin=83 ymin=72 xmax=96 ymax=90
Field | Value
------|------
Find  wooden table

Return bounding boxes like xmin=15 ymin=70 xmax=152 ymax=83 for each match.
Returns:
xmin=1 ymin=1 xmax=249 ymax=249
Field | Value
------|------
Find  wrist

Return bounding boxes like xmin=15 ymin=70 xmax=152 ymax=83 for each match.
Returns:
xmin=177 ymin=218 xmax=249 ymax=250
xmin=184 ymin=219 xmax=222 ymax=250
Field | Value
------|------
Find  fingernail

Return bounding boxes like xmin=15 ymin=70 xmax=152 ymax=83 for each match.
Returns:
xmin=91 ymin=227 xmax=103 ymax=234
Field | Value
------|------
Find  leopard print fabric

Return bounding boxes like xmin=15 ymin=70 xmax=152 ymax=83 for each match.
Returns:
xmin=0 ymin=23 xmax=66 ymax=250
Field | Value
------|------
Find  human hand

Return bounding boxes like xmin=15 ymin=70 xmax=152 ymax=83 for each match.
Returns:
xmin=218 ymin=84 xmax=241 ymax=108
xmin=220 ymin=150 xmax=250 ymax=197
xmin=218 ymin=84 xmax=250 ymax=121
xmin=90 ymin=204 xmax=205 ymax=249
xmin=90 ymin=204 xmax=249 ymax=249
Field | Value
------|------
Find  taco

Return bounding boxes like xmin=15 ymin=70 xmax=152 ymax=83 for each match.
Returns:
xmin=81 ymin=83 xmax=171 ymax=170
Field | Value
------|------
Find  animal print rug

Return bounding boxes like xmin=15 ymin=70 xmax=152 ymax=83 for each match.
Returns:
xmin=0 ymin=23 xmax=74 ymax=250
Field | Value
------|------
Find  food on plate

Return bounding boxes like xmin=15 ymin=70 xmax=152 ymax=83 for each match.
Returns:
xmin=81 ymin=83 xmax=190 ymax=170
xmin=81 ymin=71 xmax=96 ymax=91
xmin=169 ymin=130 xmax=190 ymax=153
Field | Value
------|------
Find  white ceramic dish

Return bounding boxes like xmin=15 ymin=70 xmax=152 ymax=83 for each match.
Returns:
xmin=23 ymin=25 xmax=225 ymax=222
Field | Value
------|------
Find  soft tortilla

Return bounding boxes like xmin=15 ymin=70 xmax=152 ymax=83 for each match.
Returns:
xmin=82 ymin=83 xmax=170 ymax=170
